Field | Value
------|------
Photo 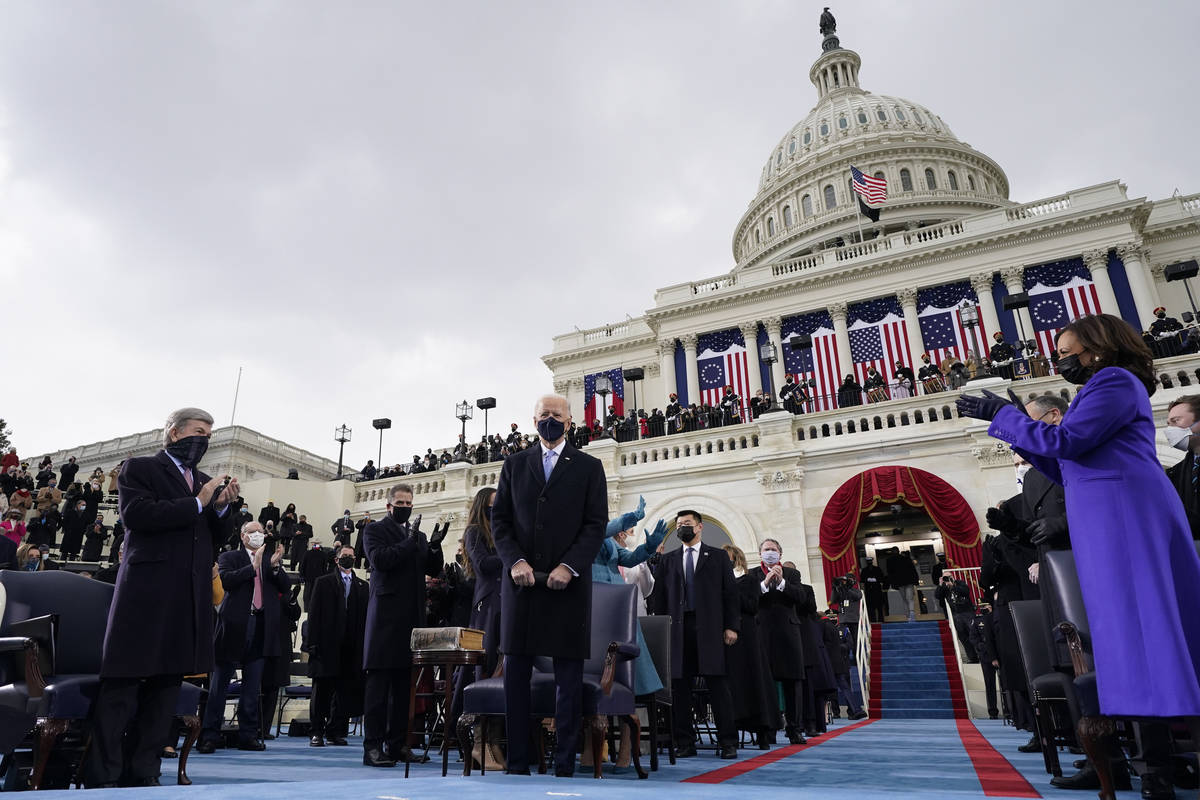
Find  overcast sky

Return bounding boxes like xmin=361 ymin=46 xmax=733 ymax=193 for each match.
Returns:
xmin=4 ymin=1 xmax=1197 ymax=469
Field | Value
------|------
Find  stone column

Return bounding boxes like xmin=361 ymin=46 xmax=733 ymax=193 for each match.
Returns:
xmin=896 ymin=287 xmax=925 ymax=367
xmin=764 ymin=316 xmax=788 ymax=394
xmin=1117 ymin=242 xmax=1161 ymax=328
xmin=681 ymin=333 xmax=701 ymax=406
xmin=969 ymin=272 xmax=1003 ymax=353
xmin=739 ymin=322 xmax=764 ymax=399
xmin=657 ymin=338 xmax=678 ymax=403
xmin=829 ymin=301 xmax=853 ymax=378
xmin=1000 ymin=266 xmax=1035 ymax=344
xmin=1083 ymin=249 xmax=1119 ymax=315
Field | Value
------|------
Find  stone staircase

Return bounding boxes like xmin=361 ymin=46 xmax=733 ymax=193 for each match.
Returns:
xmin=869 ymin=620 xmax=968 ymax=719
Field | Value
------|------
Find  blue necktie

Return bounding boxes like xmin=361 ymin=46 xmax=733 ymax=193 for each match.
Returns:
xmin=684 ymin=547 xmax=695 ymax=611
xmin=543 ymin=450 xmax=556 ymax=481
xmin=343 ymin=573 xmax=351 ymax=599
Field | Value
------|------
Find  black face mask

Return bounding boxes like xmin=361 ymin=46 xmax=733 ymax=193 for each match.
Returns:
xmin=337 ymin=555 xmax=355 ymax=569
xmin=677 ymin=525 xmax=697 ymax=544
xmin=165 ymin=435 xmax=209 ymax=468
xmin=537 ymin=417 xmax=566 ymax=443
xmin=391 ymin=506 xmax=412 ymax=525
xmin=1055 ymin=353 xmax=1091 ymax=385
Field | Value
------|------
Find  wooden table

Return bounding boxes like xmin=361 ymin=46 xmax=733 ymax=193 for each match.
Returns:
xmin=405 ymin=649 xmax=484 ymax=777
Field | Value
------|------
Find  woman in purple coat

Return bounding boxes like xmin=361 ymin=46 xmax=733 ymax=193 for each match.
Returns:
xmin=958 ymin=314 xmax=1200 ymax=720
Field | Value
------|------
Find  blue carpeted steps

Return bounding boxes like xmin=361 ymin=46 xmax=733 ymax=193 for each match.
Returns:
xmin=870 ymin=620 xmax=966 ymax=719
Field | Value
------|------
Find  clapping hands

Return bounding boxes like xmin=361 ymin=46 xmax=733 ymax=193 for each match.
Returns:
xmin=429 ymin=521 xmax=449 ymax=547
xmin=644 ymin=518 xmax=668 ymax=551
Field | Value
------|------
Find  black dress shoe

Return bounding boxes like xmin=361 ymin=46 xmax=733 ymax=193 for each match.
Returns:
xmin=989 ymin=713 xmax=999 ymax=720
xmin=758 ymin=741 xmax=771 ymax=750
xmin=787 ymin=733 xmax=807 ymax=745
xmin=848 ymin=711 xmax=868 ymax=721
xmin=1073 ymin=759 xmax=1087 ymax=770
xmin=555 ymin=769 xmax=575 ymax=778
xmin=327 ymin=736 xmax=349 ymax=746
xmin=310 ymin=736 xmax=325 ymax=747
xmin=1051 ymin=764 xmax=1132 ymax=791
xmin=390 ymin=746 xmax=429 ymax=764
xmin=134 ymin=777 xmax=161 ymax=786
xmin=195 ymin=741 xmax=217 ymax=755
xmin=1140 ymin=772 xmax=1176 ymax=800
xmin=363 ymin=748 xmax=396 ymax=768
xmin=719 ymin=745 xmax=738 ymax=759
xmin=1017 ymin=736 xmax=1042 ymax=753
xmin=675 ymin=745 xmax=697 ymax=758
xmin=90 ymin=783 xmax=119 ymax=789
xmin=238 ymin=740 xmax=267 ymax=751
xmin=263 ymin=733 xmax=276 ymax=741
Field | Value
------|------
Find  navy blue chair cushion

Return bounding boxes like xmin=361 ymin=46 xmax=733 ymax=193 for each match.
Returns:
xmin=175 ymin=682 xmax=204 ymax=716
xmin=0 ymin=675 xmax=100 ymax=718
xmin=1073 ymin=672 xmax=1099 ymax=717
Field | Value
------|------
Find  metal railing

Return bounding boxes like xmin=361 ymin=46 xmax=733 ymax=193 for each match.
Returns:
xmin=856 ymin=593 xmax=872 ymax=710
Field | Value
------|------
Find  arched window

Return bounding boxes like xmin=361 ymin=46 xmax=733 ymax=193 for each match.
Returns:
xmin=802 ymin=194 xmax=813 ymax=217
xmin=900 ymin=168 xmax=913 ymax=191
xmin=838 ymin=116 xmax=848 ymax=129
xmin=857 ymin=110 xmax=868 ymax=124
xmin=876 ymin=108 xmax=887 ymax=121
xmin=775 ymin=151 xmax=782 ymax=166
xmin=819 ymin=122 xmax=829 ymax=136
xmin=767 ymin=217 xmax=775 ymax=236
xmin=947 ymin=170 xmax=959 ymax=190
xmin=803 ymin=130 xmax=812 ymax=145
xmin=925 ymin=168 xmax=937 ymax=190
xmin=823 ymin=184 xmax=837 ymax=210
xmin=968 ymin=174 xmax=977 ymax=191
xmin=895 ymin=108 xmax=907 ymax=121
xmin=783 ymin=205 xmax=793 ymax=227
xmin=874 ymin=170 xmax=885 ymax=181
xmin=788 ymin=139 xmax=796 ymax=154
xmin=912 ymin=110 xmax=923 ymax=124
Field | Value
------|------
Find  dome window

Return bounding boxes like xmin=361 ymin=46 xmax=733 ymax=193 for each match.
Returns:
xmin=924 ymin=168 xmax=937 ymax=190
xmin=783 ymin=205 xmax=793 ymax=227
xmin=803 ymin=130 xmax=812 ymax=145
xmin=767 ymin=217 xmax=775 ymax=236
xmin=788 ymin=139 xmax=796 ymax=155
xmin=857 ymin=111 xmax=868 ymax=124
xmin=776 ymin=151 xmax=782 ymax=166
xmin=838 ymin=116 xmax=848 ymax=130
xmin=895 ymin=108 xmax=907 ymax=121
xmin=756 ymin=230 xmax=762 ymax=244
xmin=912 ymin=110 xmax=923 ymax=124
xmin=968 ymin=174 xmax=977 ymax=191
xmin=823 ymin=184 xmax=837 ymax=211
xmin=876 ymin=108 xmax=887 ymax=122
xmin=900 ymin=169 xmax=913 ymax=192
xmin=819 ymin=122 xmax=829 ymax=136
xmin=948 ymin=170 xmax=959 ymax=191
xmin=802 ymin=194 xmax=813 ymax=218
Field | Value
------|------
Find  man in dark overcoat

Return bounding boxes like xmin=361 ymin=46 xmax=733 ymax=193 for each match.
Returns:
xmin=361 ymin=484 xmax=445 ymax=767
xmin=199 ymin=520 xmax=290 ymax=750
xmin=648 ymin=510 xmax=740 ymax=758
xmin=306 ymin=544 xmax=368 ymax=746
xmin=85 ymin=407 xmax=237 ymax=788
xmin=754 ymin=538 xmax=813 ymax=744
xmin=491 ymin=393 xmax=607 ymax=777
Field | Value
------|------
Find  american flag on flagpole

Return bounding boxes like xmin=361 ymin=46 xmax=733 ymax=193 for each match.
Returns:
xmin=848 ymin=297 xmax=913 ymax=394
xmin=917 ymin=281 xmax=989 ymax=368
xmin=697 ymin=328 xmax=752 ymax=421
xmin=850 ymin=165 xmax=887 ymax=206
xmin=583 ymin=369 xmax=624 ymax=428
xmin=1025 ymin=259 xmax=1102 ymax=365
xmin=782 ymin=310 xmax=841 ymax=410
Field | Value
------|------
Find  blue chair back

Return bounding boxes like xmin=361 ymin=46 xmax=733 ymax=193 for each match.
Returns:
xmin=0 ymin=570 xmax=114 ymax=675
xmin=585 ymin=582 xmax=637 ymax=689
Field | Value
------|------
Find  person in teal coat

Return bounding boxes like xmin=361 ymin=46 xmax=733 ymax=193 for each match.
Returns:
xmin=592 ymin=496 xmax=666 ymax=696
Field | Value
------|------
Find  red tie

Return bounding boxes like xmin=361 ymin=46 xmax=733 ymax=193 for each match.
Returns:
xmin=183 ymin=468 xmax=194 ymax=492
xmin=252 ymin=562 xmax=263 ymax=610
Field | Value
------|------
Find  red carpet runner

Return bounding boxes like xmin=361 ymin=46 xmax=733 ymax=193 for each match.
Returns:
xmin=956 ymin=719 xmax=1041 ymax=798
xmin=682 ymin=719 xmax=876 ymax=784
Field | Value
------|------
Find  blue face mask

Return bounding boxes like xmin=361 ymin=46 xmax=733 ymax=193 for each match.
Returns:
xmin=24 ymin=559 xmax=39 ymax=571
xmin=537 ymin=416 xmax=566 ymax=443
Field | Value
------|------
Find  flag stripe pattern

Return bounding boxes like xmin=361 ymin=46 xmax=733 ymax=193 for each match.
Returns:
xmin=848 ymin=298 xmax=912 ymax=397
xmin=782 ymin=310 xmax=842 ymax=410
xmin=917 ymin=281 xmax=990 ymax=368
xmin=850 ymin=165 xmax=887 ymax=206
xmin=583 ymin=368 xmax=624 ymax=429
xmin=1025 ymin=259 xmax=1102 ymax=369
xmin=697 ymin=329 xmax=752 ymax=421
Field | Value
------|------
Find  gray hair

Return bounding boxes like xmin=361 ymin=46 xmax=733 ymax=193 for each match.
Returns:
xmin=163 ymin=407 xmax=215 ymax=446
xmin=390 ymin=483 xmax=414 ymax=501
xmin=1027 ymin=394 xmax=1069 ymax=417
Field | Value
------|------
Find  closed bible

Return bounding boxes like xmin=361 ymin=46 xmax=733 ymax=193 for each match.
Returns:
xmin=409 ymin=626 xmax=485 ymax=652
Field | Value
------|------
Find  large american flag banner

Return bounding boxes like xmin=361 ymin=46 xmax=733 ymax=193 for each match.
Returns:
xmin=850 ymin=165 xmax=887 ymax=206
xmin=583 ymin=368 xmax=624 ymax=428
xmin=782 ymin=310 xmax=842 ymax=410
xmin=917 ymin=281 xmax=990 ymax=369
xmin=697 ymin=328 xmax=752 ymax=421
xmin=848 ymin=297 xmax=913 ymax=394
xmin=1025 ymin=259 xmax=1101 ymax=363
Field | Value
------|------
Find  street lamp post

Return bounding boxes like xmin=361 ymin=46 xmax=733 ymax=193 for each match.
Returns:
xmin=622 ymin=367 xmax=644 ymax=441
xmin=758 ymin=343 xmax=783 ymax=412
xmin=476 ymin=397 xmax=497 ymax=439
xmin=958 ymin=301 xmax=993 ymax=381
xmin=595 ymin=375 xmax=613 ymax=438
xmin=455 ymin=400 xmax=474 ymax=460
xmin=372 ymin=418 xmax=391 ymax=470
xmin=334 ymin=424 xmax=352 ymax=479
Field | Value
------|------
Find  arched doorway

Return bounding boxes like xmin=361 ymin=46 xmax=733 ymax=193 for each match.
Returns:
xmin=818 ymin=465 xmax=981 ymax=594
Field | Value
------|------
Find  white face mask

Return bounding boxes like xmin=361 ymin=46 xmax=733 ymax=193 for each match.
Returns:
xmin=760 ymin=550 xmax=781 ymax=566
xmin=1015 ymin=464 xmax=1032 ymax=485
xmin=1165 ymin=425 xmax=1194 ymax=451
xmin=246 ymin=532 xmax=265 ymax=550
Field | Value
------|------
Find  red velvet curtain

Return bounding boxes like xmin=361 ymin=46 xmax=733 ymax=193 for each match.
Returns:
xmin=819 ymin=466 xmax=981 ymax=597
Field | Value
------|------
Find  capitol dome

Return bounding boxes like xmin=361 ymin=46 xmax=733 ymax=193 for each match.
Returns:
xmin=733 ymin=31 xmax=1012 ymax=267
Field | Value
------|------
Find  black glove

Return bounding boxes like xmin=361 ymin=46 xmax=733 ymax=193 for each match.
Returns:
xmin=956 ymin=389 xmax=1011 ymax=421
xmin=1027 ymin=516 xmax=1068 ymax=547
xmin=1006 ymin=388 xmax=1030 ymax=416
xmin=410 ymin=514 xmax=423 ymax=535
xmin=429 ymin=521 xmax=448 ymax=547
xmin=985 ymin=506 xmax=1023 ymax=535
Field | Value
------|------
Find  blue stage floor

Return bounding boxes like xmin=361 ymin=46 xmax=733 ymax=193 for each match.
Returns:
xmin=33 ymin=719 xmax=1148 ymax=800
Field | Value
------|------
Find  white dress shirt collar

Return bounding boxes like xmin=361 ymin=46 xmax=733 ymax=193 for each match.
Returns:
xmin=541 ymin=440 xmax=567 ymax=459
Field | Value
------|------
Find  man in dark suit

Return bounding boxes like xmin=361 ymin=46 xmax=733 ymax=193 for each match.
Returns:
xmin=1164 ymin=395 xmax=1200 ymax=539
xmin=300 ymin=540 xmax=334 ymax=611
xmin=492 ymin=393 xmax=607 ymax=777
xmin=648 ymin=510 xmax=740 ymax=759
xmin=198 ymin=520 xmax=290 ymax=751
xmin=86 ymin=407 xmax=237 ymax=788
xmin=258 ymin=500 xmax=280 ymax=528
xmin=306 ymin=544 xmax=368 ymax=747
xmin=361 ymin=484 xmax=445 ymax=767
xmin=754 ymin=538 xmax=814 ymax=743
xmin=885 ymin=549 xmax=920 ymax=622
